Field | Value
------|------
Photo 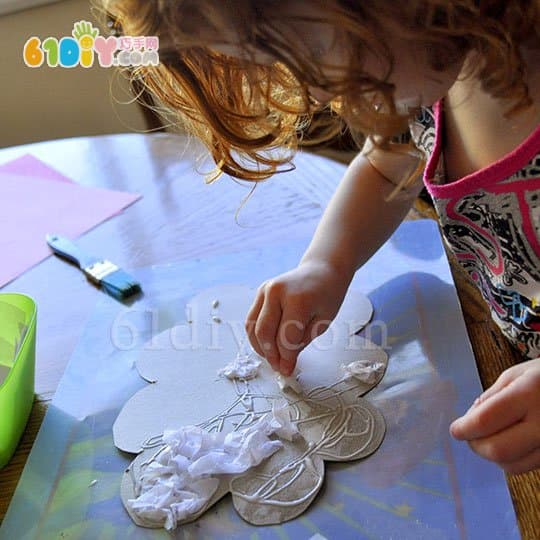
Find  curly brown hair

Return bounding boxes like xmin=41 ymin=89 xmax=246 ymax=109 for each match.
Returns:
xmin=102 ymin=0 xmax=539 ymax=182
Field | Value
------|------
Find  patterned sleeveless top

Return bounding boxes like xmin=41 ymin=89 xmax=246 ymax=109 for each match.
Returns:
xmin=410 ymin=102 xmax=540 ymax=359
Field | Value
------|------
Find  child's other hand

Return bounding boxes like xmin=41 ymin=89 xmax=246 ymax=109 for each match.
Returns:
xmin=245 ymin=260 xmax=350 ymax=376
xmin=450 ymin=359 xmax=540 ymax=474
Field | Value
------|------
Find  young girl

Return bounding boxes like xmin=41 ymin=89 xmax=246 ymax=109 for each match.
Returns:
xmin=106 ymin=1 xmax=540 ymax=474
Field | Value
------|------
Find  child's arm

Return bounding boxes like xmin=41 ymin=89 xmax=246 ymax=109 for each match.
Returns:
xmin=246 ymin=146 xmax=424 ymax=375
xmin=450 ymin=358 xmax=540 ymax=474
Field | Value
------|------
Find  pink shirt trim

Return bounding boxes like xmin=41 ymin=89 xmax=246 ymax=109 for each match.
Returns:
xmin=423 ymin=101 xmax=540 ymax=198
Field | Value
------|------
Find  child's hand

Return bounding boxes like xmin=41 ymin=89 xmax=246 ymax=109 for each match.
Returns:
xmin=450 ymin=359 xmax=540 ymax=474
xmin=245 ymin=260 xmax=350 ymax=376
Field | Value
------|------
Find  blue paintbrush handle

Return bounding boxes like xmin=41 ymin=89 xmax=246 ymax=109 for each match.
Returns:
xmin=46 ymin=234 xmax=96 ymax=269
xmin=46 ymin=234 xmax=141 ymax=300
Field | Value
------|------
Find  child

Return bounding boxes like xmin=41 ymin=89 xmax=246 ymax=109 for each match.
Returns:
xmin=105 ymin=1 xmax=540 ymax=474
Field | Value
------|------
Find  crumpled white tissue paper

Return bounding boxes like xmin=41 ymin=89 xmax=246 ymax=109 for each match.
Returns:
xmin=218 ymin=352 xmax=261 ymax=380
xmin=268 ymin=400 xmax=300 ymax=441
xmin=277 ymin=373 xmax=303 ymax=393
xmin=128 ymin=400 xmax=299 ymax=530
xmin=342 ymin=360 xmax=385 ymax=384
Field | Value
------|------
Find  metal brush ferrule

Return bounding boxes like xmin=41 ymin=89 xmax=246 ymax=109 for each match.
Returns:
xmin=83 ymin=260 xmax=119 ymax=284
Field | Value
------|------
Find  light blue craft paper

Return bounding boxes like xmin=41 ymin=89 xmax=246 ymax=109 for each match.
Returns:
xmin=0 ymin=220 xmax=519 ymax=540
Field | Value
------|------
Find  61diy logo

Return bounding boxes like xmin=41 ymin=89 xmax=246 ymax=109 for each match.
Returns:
xmin=23 ymin=20 xmax=159 ymax=68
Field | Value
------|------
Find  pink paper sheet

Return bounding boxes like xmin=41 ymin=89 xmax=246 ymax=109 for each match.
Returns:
xmin=0 ymin=169 xmax=141 ymax=287
xmin=0 ymin=154 xmax=72 ymax=183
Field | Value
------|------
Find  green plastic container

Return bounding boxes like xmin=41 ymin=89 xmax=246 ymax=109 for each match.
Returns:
xmin=0 ymin=293 xmax=36 ymax=469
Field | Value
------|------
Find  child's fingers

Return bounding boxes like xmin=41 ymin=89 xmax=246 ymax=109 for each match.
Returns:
xmin=278 ymin=352 xmax=299 ymax=377
xmin=245 ymin=289 xmax=265 ymax=357
xmin=474 ymin=364 xmax=524 ymax=405
xmin=254 ymin=291 xmax=283 ymax=372
xmin=468 ymin=419 xmax=540 ymax=466
xmin=500 ymin=447 xmax=540 ymax=475
xmin=277 ymin=315 xmax=329 ymax=377
xmin=450 ymin=382 xmax=527 ymax=440
xmin=303 ymin=316 xmax=330 ymax=345
xmin=276 ymin=307 xmax=311 ymax=376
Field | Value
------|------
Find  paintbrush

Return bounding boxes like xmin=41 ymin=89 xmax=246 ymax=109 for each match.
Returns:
xmin=46 ymin=234 xmax=141 ymax=300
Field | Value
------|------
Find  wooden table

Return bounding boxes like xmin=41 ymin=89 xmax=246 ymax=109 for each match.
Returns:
xmin=0 ymin=133 xmax=538 ymax=538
